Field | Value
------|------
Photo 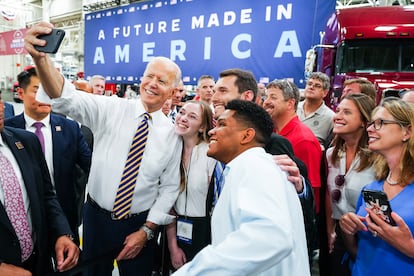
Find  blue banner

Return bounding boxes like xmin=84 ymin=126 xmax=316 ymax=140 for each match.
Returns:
xmin=84 ymin=0 xmax=335 ymax=87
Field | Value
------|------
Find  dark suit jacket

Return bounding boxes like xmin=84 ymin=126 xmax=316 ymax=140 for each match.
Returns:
xmin=5 ymin=113 xmax=92 ymax=241
xmin=265 ymin=133 xmax=308 ymax=178
xmin=265 ymin=133 xmax=317 ymax=263
xmin=0 ymin=127 xmax=73 ymax=275
xmin=4 ymin=102 xmax=15 ymax=119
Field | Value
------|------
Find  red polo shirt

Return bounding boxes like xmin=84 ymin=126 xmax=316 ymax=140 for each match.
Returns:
xmin=278 ymin=116 xmax=322 ymax=213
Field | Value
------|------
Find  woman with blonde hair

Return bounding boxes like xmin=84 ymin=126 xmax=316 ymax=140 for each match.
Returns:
xmin=340 ymin=97 xmax=414 ymax=275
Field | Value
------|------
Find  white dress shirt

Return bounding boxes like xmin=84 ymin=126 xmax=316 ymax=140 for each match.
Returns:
xmin=173 ymin=147 xmax=310 ymax=276
xmin=326 ymin=147 xmax=376 ymax=220
xmin=174 ymin=142 xmax=216 ymax=217
xmin=37 ymin=79 xmax=182 ymax=225
xmin=168 ymin=106 xmax=179 ymax=123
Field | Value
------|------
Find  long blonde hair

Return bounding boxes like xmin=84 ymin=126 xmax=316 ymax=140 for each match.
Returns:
xmin=372 ymin=98 xmax=414 ymax=185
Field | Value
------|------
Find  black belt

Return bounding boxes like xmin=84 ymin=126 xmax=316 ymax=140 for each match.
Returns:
xmin=87 ymin=194 xmax=146 ymax=220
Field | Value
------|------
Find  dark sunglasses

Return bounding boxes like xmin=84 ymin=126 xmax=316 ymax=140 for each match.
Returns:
xmin=331 ymin=174 xmax=345 ymax=203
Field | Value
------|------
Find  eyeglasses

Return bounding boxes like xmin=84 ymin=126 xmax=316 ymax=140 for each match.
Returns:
xmin=281 ymin=79 xmax=295 ymax=92
xmin=331 ymin=174 xmax=345 ymax=203
xmin=269 ymin=79 xmax=296 ymax=96
xmin=306 ymin=81 xmax=323 ymax=89
xmin=367 ymin=118 xmax=405 ymax=130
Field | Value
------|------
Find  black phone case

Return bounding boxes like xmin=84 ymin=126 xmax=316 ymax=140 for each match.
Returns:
xmin=362 ymin=189 xmax=396 ymax=226
xmin=35 ymin=29 xmax=66 ymax=54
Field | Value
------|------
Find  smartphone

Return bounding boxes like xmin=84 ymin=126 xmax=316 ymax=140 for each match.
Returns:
xmin=35 ymin=28 xmax=65 ymax=54
xmin=362 ymin=189 xmax=396 ymax=226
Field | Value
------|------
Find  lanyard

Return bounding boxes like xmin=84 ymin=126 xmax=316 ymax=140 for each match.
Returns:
xmin=183 ymin=149 xmax=193 ymax=218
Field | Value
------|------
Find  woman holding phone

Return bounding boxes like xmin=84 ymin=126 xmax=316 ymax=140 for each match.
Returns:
xmin=325 ymin=94 xmax=376 ymax=275
xmin=340 ymin=97 xmax=414 ymax=275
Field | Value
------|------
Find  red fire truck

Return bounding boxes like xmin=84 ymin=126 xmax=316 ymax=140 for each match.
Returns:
xmin=305 ymin=5 xmax=414 ymax=108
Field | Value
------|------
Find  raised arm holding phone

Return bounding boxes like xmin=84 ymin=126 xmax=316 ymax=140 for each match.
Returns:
xmin=25 ymin=22 xmax=183 ymax=276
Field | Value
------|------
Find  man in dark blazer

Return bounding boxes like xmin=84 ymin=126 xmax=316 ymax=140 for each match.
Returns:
xmin=4 ymin=102 xmax=15 ymax=119
xmin=5 ymin=67 xmax=92 ymax=245
xmin=0 ymin=99 xmax=80 ymax=275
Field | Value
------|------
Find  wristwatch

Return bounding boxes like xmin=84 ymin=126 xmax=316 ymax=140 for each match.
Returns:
xmin=140 ymin=224 xmax=155 ymax=240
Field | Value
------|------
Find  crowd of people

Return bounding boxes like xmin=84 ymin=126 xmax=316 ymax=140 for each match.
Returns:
xmin=0 ymin=21 xmax=414 ymax=276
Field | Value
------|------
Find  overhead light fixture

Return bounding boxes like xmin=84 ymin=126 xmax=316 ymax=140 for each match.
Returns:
xmin=83 ymin=0 xmax=122 ymax=12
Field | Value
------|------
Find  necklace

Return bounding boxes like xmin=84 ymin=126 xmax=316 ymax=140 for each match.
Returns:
xmin=386 ymin=171 xmax=399 ymax=185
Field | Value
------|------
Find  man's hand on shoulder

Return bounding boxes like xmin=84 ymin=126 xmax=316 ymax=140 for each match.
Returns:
xmin=273 ymin=154 xmax=303 ymax=193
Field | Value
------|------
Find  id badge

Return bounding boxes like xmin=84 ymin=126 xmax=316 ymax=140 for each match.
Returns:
xmin=177 ymin=218 xmax=193 ymax=244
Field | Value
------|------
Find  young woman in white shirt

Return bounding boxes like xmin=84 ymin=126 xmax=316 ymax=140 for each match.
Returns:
xmin=166 ymin=100 xmax=216 ymax=270
xmin=325 ymin=93 xmax=376 ymax=275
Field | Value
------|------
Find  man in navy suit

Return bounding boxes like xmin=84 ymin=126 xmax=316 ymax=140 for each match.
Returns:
xmin=4 ymin=101 xmax=14 ymax=119
xmin=0 ymin=98 xmax=80 ymax=275
xmin=5 ymin=67 xmax=92 ymax=245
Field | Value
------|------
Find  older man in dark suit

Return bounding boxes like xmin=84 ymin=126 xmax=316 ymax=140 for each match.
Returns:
xmin=5 ymin=67 xmax=92 ymax=245
xmin=0 ymin=98 xmax=80 ymax=275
